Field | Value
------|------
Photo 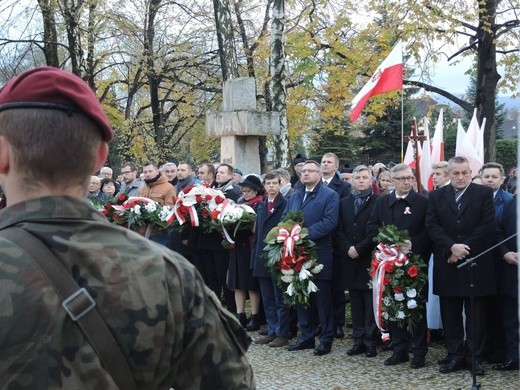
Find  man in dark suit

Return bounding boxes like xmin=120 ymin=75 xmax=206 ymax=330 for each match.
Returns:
xmin=492 ymin=195 xmax=518 ymax=371
xmin=251 ymin=172 xmax=289 ymax=347
xmin=335 ymin=165 xmax=379 ymax=357
xmin=426 ymin=156 xmax=495 ymax=376
xmin=321 ymin=152 xmax=352 ymax=338
xmin=480 ymin=162 xmax=514 ymax=363
xmin=367 ymin=163 xmax=431 ymax=369
xmin=284 ymin=160 xmax=339 ymax=356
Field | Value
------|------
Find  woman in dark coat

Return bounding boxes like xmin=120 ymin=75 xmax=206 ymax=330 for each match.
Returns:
xmin=227 ymin=175 xmax=264 ymax=330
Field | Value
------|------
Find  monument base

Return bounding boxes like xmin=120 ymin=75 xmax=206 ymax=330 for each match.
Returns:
xmin=221 ymin=135 xmax=260 ymax=175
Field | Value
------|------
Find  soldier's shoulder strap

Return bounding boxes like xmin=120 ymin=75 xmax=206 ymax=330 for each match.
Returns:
xmin=0 ymin=226 xmax=138 ymax=390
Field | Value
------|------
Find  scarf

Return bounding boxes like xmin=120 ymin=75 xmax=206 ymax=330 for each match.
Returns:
xmin=353 ymin=188 xmax=372 ymax=214
xmin=144 ymin=172 xmax=161 ymax=185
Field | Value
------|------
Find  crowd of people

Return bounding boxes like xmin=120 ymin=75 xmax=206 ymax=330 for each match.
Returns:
xmin=94 ymin=150 xmax=517 ymax=376
xmin=0 ymin=66 xmax=517 ymax=388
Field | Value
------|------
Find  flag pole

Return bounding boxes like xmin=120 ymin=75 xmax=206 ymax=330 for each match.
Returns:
xmin=401 ymin=88 xmax=404 ymax=162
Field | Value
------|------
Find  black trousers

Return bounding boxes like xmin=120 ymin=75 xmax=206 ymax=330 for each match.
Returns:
xmin=501 ymin=294 xmax=519 ymax=362
xmin=390 ymin=303 xmax=428 ymax=357
xmin=440 ymin=296 xmax=486 ymax=363
xmin=349 ymin=289 xmax=377 ymax=347
xmin=199 ymin=248 xmax=236 ymax=312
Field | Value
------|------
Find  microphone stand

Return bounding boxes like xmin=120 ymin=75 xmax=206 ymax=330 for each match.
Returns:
xmin=457 ymin=232 xmax=518 ymax=390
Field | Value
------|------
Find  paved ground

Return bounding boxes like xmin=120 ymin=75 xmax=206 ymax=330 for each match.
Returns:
xmin=246 ymin=328 xmax=519 ymax=390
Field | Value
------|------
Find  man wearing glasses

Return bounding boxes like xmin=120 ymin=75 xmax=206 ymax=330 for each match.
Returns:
xmin=284 ymin=160 xmax=339 ymax=356
xmin=117 ymin=162 xmax=141 ymax=197
xmin=367 ymin=163 xmax=431 ymax=369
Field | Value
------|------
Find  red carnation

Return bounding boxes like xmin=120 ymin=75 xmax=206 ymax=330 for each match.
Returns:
xmin=101 ymin=209 xmax=108 ymax=216
xmin=195 ymin=194 xmax=202 ymax=203
xmin=211 ymin=210 xmax=220 ymax=220
xmin=393 ymin=286 xmax=402 ymax=294
xmin=294 ymin=262 xmax=303 ymax=272
xmin=407 ymin=265 xmax=419 ymax=278
xmin=205 ymin=195 xmax=212 ymax=201
xmin=383 ymin=275 xmax=390 ymax=285
xmin=202 ymin=208 xmax=209 ymax=217
xmin=118 ymin=194 xmax=127 ymax=202
xmin=384 ymin=261 xmax=395 ymax=273
xmin=215 ymin=196 xmax=225 ymax=204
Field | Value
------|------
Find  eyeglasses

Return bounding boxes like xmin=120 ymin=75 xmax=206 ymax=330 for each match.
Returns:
xmin=393 ymin=176 xmax=415 ymax=182
xmin=121 ymin=170 xmax=134 ymax=174
xmin=301 ymin=169 xmax=320 ymax=174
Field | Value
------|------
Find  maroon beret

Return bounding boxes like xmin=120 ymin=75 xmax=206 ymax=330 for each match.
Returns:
xmin=0 ymin=67 xmax=114 ymax=141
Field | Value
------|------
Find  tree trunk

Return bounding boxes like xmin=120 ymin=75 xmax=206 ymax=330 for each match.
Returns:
xmin=36 ymin=0 xmax=59 ymax=67
xmin=62 ymin=0 xmax=83 ymax=76
xmin=85 ymin=0 xmax=97 ymax=89
xmin=145 ymin=0 xmax=164 ymax=145
xmin=213 ymin=0 xmax=239 ymax=81
xmin=476 ymin=0 xmax=500 ymax=162
xmin=270 ymin=0 xmax=289 ymax=168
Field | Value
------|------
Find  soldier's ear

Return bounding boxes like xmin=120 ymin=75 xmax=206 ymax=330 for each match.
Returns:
xmin=92 ymin=142 xmax=109 ymax=174
xmin=0 ymin=136 xmax=12 ymax=174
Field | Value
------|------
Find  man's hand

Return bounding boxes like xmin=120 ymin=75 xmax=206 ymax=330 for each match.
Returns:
xmin=503 ymin=251 xmax=518 ymax=266
xmin=450 ymin=243 xmax=470 ymax=261
xmin=348 ymin=246 xmax=359 ymax=259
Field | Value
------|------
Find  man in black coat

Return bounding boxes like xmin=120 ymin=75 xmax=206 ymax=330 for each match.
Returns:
xmin=251 ymin=172 xmax=290 ymax=347
xmin=335 ymin=165 xmax=379 ymax=357
xmin=321 ymin=152 xmax=352 ymax=338
xmin=367 ymin=163 xmax=431 ymax=369
xmin=492 ymin=196 xmax=518 ymax=371
xmin=426 ymin=156 xmax=495 ymax=376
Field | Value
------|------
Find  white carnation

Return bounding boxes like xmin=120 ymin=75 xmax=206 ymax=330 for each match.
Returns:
xmin=405 ymin=288 xmax=417 ymax=298
xmin=394 ymin=293 xmax=405 ymax=301
xmin=299 ymin=268 xmax=312 ymax=280
xmin=396 ymin=311 xmax=406 ymax=319
xmin=286 ymin=283 xmax=295 ymax=296
xmin=383 ymin=296 xmax=392 ymax=306
xmin=132 ymin=205 xmax=141 ymax=215
xmin=281 ymin=275 xmax=294 ymax=283
xmin=311 ymin=264 xmax=323 ymax=274
xmin=407 ymin=299 xmax=417 ymax=309
xmin=307 ymin=280 xmax=318 ymax=293
xmin=382 ymin=312 xmax=389 ymax=320
xmin=144 ymin=201 xmax=157 ymax=213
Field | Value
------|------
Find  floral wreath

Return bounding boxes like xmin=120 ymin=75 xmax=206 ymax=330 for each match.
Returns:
xmin=264 ymin=211 xmax=320 ymax=307
xmin=210 ymin=199 xmax=257 ymax=245
xmin=172 ymin=183 xmax=225 ymax=231
xmin=369 ymin=225 xmax=427 ymax=341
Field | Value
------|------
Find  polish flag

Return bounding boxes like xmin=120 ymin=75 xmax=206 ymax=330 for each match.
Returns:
xmin=403 ymin=129 xmax=420 ymax=169
xmin=419 ymin=118 xmax=433 ymax=191
xmin=466 ymin=109 xmax=484 ymax=163
xmin=431 ymin=108 xmax=444 ymax=163
xmin=350 ymin=42 xmax=403 ymax=122
xmin=455 ymin=119 xmax=482 ymax=176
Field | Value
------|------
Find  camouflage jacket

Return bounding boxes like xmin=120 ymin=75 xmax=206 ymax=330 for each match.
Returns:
xmin=0 ymin=196 xmax=255 ymax=389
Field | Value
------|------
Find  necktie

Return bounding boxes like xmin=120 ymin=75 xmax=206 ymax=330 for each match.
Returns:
xmin=455 ymin=190 xmax=463 ymax=210
xmin=303 ymin=191 xmax=312 ymax=203
xmin=323 ymin=180 xmax=329 ymax=187
xmin=267 ymin=201 xmax=274 ymax=214
xmin=354 ymin=197 xmax=363 ymax=214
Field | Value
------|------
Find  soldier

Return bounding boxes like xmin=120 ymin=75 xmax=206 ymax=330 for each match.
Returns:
xmin=0 ymin=67 xmax=254 ymax=389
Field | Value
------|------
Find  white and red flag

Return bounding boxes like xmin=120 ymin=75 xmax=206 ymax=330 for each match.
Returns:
xmin=350 ymin=42 xmax=403 ymax=122
xmin=431 ymin=108 xmax=444 ymax=163
xmin=455 ymin=119 xmax=482 ymax=176
xmin=419 ymin=118 xmax=433 ymax=191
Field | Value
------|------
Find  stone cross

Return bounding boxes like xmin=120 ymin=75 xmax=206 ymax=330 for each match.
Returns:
xmin=206 ymin=77 xmax=280 ymax=174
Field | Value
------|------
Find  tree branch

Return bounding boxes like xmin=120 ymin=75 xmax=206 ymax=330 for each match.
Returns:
xmin=404 ymin=79 xmax=472 ymax=113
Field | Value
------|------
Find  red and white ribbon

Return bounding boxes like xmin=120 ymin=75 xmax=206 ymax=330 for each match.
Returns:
xmin=276 ymin=224 xmax=302 ymax=257
xmin=219 ymin=199 xmax=235 ymax=244
xmin=371 ymin=243 xmax=407 ymax=341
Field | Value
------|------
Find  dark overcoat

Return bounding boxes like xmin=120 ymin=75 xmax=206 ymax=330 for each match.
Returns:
xmin=425 ymin=183 xmax=496 ymax=297
xmin=334 ymin=193 xmax=379 ymax=290
xmin=251 ymin=194 xmax=288 ymax=278
xmin=496 ymin=196 xmax=517 ymax=297
xmin=283 ymin=182 xmax=339 ymax=280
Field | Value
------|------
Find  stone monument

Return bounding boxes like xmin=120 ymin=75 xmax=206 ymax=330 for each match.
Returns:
xmin=206 ymin=77 xmax=280 ymax=174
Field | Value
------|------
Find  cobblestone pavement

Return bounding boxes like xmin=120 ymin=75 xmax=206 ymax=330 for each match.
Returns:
xmin=246 ymin=328 xmax=520 ymax=390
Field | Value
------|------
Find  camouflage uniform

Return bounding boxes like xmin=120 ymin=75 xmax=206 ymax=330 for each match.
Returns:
xmin=0 ymin=196 xmax=255 ymax=389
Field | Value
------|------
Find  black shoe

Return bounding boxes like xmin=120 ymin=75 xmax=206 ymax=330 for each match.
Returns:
xmin=384 ymin=353 xmax=409 ymax=366
xmin=492 ymin=360 xmax=520 ymax=371
xmin=411 ymin=356 xmax=425 ymax=369
xmin=437 ymin=355 xmax=451 ymax=365
xmin=314 ymin=342 xmax=332 ymax=356
xmin=287 ymin=338 xmax=315 ymax=351
xmin=381 ymin=340 xmax=394 ymax=351
xmin=235 ymin=312 xmax=247 ymax=328
xmin=246 ymin=314 xmax=260 ymax=331
xmin=347 ymin=344 xmax=366 ymax=356
xmin=258 ymin=329 xmax=268 ymax=336
xmin=439 ymin=359 xmax=464 ymax=374
xmin=314 ymin=325 xmax=322 ymax=337
xmin=335 ymin=326 xmax=345 ymax=339
xmin=365 ymin=346 xmax=377 ymax=358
